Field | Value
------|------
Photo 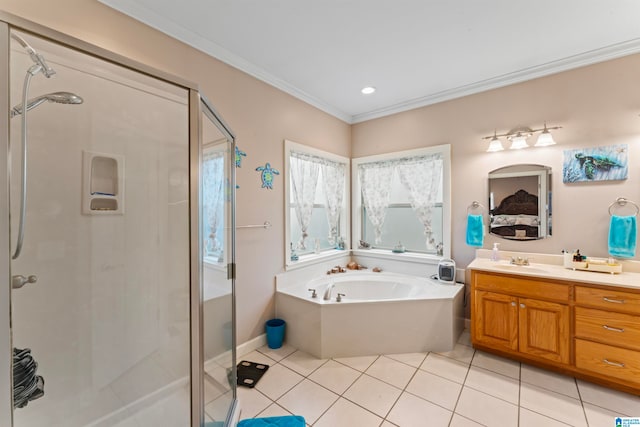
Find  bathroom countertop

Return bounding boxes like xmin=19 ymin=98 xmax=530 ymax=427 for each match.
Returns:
xmin=468 ymin=257 xmax=640 ymax=291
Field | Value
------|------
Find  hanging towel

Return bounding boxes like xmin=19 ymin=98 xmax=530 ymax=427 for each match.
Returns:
xmin=608 ymin=215 xmax=637 ymax=258
xmin=466 ymin=214 xmax=484 ymax=247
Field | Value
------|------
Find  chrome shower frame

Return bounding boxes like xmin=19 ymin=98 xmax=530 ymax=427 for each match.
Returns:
xmin=0 ymin=11 xmax=238 ymax=427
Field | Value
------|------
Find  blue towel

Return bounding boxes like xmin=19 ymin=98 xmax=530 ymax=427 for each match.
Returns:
xmin=608 ymin=215 xmax=637 ymax=258
xmin=237 ymin=415 xmax=305 ymax=427
xmin=466 ymin=214 xmax=484 ymax=247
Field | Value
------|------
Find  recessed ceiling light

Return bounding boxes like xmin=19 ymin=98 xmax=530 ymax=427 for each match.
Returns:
xmin=361 ymin=86 xmax=376 ymax=95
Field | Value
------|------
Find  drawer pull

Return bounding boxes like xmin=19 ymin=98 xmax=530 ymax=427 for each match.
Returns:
xmin=603 ymin=297 xmax=625 ymax=304
xmin=602 ymin=325 xmax=625 ymax=333
xmin=603 ymin=359 xmax=625 ymax=368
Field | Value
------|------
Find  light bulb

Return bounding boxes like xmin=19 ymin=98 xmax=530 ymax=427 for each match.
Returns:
xmin=535 ymin=129 xmax=556 ymax=147
xmin=486 ymin=136 xmax=504 ymax=152
xmin=509 ymin=134 xmax=529 ymax=149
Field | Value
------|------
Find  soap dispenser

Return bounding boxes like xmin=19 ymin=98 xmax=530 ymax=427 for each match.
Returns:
xmin=491 ymin=243 xmax=500 ymax=261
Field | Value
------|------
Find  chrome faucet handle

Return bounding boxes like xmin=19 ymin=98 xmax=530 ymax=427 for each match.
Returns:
xmin=336 ymin=293 xmax=345 ymax=302
xmin=12 ymin=274 xmax=37 ymax=289
xmin=308 ymin=288 xmax=317 ymax=298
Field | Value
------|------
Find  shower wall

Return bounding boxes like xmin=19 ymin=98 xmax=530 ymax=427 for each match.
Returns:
xmin=9 ymin=32 xmax=191 ymax=426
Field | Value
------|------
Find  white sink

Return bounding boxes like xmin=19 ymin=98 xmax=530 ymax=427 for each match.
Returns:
xmin=492 ymin=264 xmax=549 ymax=274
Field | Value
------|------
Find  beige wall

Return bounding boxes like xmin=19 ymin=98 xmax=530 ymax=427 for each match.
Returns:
xmin=4 ymin=1 xmax=640 ymax=345
xmin=353 ymin=54 xmax=640 ymax=268
xmin=1 ymin=0 xmax=351 ymax=344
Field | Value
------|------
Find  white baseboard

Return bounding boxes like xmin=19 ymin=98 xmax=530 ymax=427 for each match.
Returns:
xmin=237 ymin=333 xmax=267 ymax=358
xmin=464 ymin=318 xmax=471 ymax=330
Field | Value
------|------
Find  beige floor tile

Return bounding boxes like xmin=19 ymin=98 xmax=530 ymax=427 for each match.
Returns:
xmin=314 ymin=397 xmax=382 ymax=427
xmin=343 ymin=374 xmax=402 ymax=418
xmin=520 ymin=363 xmax=578 ymax=399
xmin=420 ymin=352 xmax=470 ymax=384
xmin=365 ymin=355 xmax=418 ymax=389
xmin=436 ymin=343 xmax=475 ymax=364
xmin=471 ymin=350 xmax=520 ymax=379
xmin=455 ymin=386 xmax=518 ymax=427
xmin=308 ymin=360 xmax=361 ymax=395
xmin=255 ymin=363 xmax=304 ymax=400
xmin=406 ymin=369 xmax=462 ymax=411
xmin=233 ymin=387 xmax=271 ymax=419
xmin=385 ymin=352 xmax=428 ymax=367
xmin=449 ymin=413 xmax=484 ymax=426
xmin=277 ymin=379 xmax=339 ymax=424
xmin=464 ymin=366 xmax=519 ymax=404
xmin=333 ymin=354 xmax=378 ymax=372
xmin=280 ymin=350 xmax=328 ymax=376
xmin=520 ymin=382 xmax=587 ymax=427
xmin=386 ymin=392 xmax=452 ymax=427
xmin=577 ymin=380 xmax=640 ymax=416
xmin=519 ymin=407 xmax=574 ymax=427
xmin=583 ymin=402 xmax=625 ymax=427
xmin=257 ymin=343 xmax=297 ymax=361
xmin=256 ymin=403 xmax=293 ymax=418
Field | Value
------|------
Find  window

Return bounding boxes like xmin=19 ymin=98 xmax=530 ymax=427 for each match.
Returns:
xmin=285 ymin=140 xmax=349 ymax=267
xmin=202 ymin=140 xmax=228 ymax=264
xmin=352 ymin=145 xmax=451 ymax=258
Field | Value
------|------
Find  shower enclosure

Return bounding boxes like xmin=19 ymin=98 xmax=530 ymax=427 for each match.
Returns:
xmin=0 ymin=12 xmax=237 ymax=427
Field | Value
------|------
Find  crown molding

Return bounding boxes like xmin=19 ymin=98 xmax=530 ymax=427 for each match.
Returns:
xmin=351 ymin=38 xmax=640 ymax=124
xmin=100 ymin=1 xmax=640 ymax=126
xmin=99 ymin=0 xmax=353 ymax=123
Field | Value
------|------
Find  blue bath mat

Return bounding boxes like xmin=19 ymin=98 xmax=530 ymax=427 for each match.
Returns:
xmin=237 ymin=416 xmax=305 ymax=427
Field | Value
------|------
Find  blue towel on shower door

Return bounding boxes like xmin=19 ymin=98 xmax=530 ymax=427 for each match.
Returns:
xmin=466 ymin=214 xmax=484 ymax=247
xmin=608 ymin=215 xmax=637 ymax=258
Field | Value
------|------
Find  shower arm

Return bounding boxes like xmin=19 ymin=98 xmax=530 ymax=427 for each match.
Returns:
xmin=12 ymin=70 xmax=34 ymax=259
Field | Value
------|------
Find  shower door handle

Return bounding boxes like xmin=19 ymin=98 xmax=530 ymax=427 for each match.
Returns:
xmin=12 ymin=274 xmax=37 ymax=289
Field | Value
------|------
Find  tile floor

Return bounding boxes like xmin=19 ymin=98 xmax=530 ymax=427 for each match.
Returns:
xmin=230 ymin=330 xmax=640 ymax=427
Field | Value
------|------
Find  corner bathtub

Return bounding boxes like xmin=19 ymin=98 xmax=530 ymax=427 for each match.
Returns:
xmin=275 ymin=271 xmax=464 ymax=358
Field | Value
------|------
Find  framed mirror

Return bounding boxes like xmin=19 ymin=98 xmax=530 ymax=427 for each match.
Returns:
xmin=488 ymin=164 xmax=551 ymax=240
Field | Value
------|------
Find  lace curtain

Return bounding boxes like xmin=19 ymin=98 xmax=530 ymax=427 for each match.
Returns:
xmin=358 ymin=162 xmax=395 ymax=244
xmin=396 ymin=155 xmax=443 ymax=250
xmin=202 ymin=151 xmax=225 ymax=256
xmin=290 ymin=153 xmax=320 ymax=249
xmin=320 ymin=161 xmax=346 ymax=245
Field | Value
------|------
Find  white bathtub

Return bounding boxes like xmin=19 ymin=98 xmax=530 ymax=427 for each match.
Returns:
xmin=275 ymin=271 xmax=464 ymax=358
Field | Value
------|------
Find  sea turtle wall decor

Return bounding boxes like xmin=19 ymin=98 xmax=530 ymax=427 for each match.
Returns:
xmin=256 ymin=163 xmax=279 ymax=189
xmin=562 ymin=144 xmax=628 ymax=183
xmin=235 ymin=146 xmax=247 ymax=168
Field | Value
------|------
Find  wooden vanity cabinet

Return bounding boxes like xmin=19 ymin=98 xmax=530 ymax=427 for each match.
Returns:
xmin=471 ymin=269 xmax=640 ymax=395
xmin=472 ymin=272 xmax=570 ymax=365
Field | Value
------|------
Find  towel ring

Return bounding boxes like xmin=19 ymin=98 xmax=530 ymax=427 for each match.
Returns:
xmin=467 ymin=201 xmax=485 ymax=215
xmin=608 ymin=197 xmax=639 ymax=216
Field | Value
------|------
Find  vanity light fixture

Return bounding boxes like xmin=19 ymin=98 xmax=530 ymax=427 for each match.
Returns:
xmin=361 ymin=86 xmax=376 ymax=95
xmin=482 ymin=123 xmax=561 ymax=152
xmin=486 ymin=131 xmax=504 ymax=152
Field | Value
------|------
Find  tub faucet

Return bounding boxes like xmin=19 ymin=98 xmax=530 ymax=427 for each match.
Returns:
xmin=323 ymin=282 xmax=335 ymax=301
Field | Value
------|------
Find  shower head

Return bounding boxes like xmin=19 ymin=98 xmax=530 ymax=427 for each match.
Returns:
xmin=11 ymin=33 xmax=56 ymax=78
xmin=10 ymin=92 xmax=84 ymax=118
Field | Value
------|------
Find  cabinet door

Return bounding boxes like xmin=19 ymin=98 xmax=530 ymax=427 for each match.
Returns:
xmin=518 ymin=298 xmax=570 ymax=364
xmin=473 ymin=290 xmax=518 ymax=352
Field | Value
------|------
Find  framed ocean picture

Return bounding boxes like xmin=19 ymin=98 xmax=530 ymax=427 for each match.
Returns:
xmin=562 ymin=144 xmax=628 ymax=183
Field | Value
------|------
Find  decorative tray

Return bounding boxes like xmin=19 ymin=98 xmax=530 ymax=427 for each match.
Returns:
xmin=570 ymin=261 xmax=622 ymax=274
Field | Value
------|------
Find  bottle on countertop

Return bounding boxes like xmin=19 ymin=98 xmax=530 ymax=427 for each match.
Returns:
xmin=491 ymin=242 xmax=500 ymax=261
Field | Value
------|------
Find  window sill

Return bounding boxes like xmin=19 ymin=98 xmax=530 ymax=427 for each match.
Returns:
xmin=351 ymin=249 xmax=442 ymax=265
xmin=285 ymin=249 xmax=350 ymax=271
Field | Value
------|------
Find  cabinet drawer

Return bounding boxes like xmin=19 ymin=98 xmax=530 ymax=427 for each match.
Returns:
xmin=575 ymin=307 xmax=640 ymax=351
xmin=575 ymin=286 xmax=640 ymax=315
xmin=575 ymin=339 xmax=640 ymax=385
xmin=473 ymin=272 xmax=568 ymax=302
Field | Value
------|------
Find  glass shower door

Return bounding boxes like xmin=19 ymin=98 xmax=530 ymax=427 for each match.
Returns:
xmin=198 ymin=97 xmax=237 ymax=425
xmin=8 ymin=29 xmax=193 ymax=426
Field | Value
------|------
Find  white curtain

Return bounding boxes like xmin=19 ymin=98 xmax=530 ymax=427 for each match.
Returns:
xmin=359 ymin=162 xmax=395 ymax=244
xmin=396 ymin=155 xmax=443 ymax=250
xmin=290 ymin=153 xmax=320 ymax=249
xmin=203 ymin=151 xmax=225 ymax=256
xmin=321 ymin=161 xmax=346 ymax=245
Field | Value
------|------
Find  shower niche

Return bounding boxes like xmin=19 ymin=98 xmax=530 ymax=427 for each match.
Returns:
xmin=82 ymin=151 xmax=124 ymax=214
